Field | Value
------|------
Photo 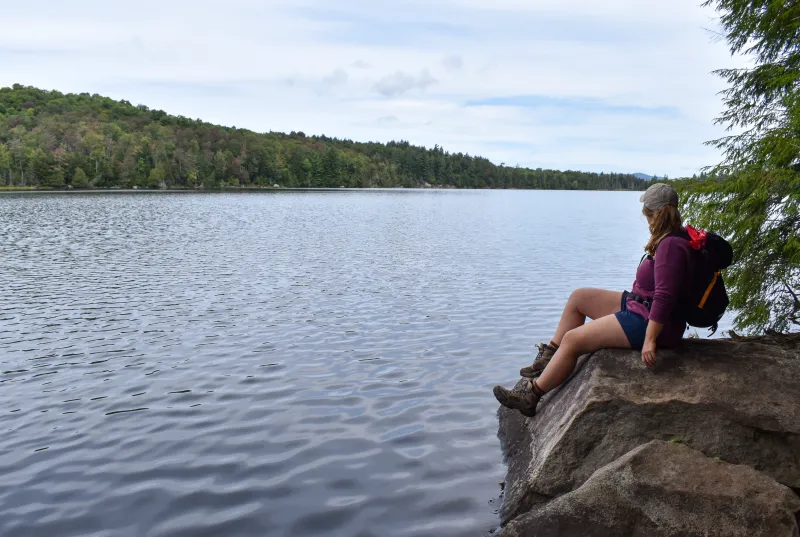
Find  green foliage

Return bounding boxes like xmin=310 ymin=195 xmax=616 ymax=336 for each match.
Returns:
xmin=72 ymin=167 xmax=89 ymax=188
xmin=679 ymin=0 xmax=800 ymax=334
xmin=147 ymin=165 xmax=168 ymax=189
xmin=42 ymin=167 xmax=65 ymax=188
xmin=0 ymin=85 xmax=650 ymax=192
xmin=0 ymin=143 xmax=11 ymax=186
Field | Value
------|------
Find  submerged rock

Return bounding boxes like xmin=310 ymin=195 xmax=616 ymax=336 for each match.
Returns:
xmin=497 ymin=333 xmax=800 ymax=535
xmin=501 ymin=440 xmax=800 ymax=537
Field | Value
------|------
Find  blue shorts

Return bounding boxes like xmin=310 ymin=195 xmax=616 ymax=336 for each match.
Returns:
xmin=615 ymin=292 xmax=648 ymax=350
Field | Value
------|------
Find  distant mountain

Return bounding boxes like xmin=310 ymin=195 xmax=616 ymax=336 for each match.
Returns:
xmin=632 ymin=173 xmax=665 ymax=181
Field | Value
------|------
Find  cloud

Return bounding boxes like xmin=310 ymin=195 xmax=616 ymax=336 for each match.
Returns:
xmin=321 ymin=68 xmax=348 ymax=87
xmin=132 ymin=80 xmax=243 ymax=98
xmin=376 ymin=115 xmax=398 ymax=124
xmin=374 ymin=69 xmax=436 ymax=97
xmin=442 ymin=55 xmax=463 ymax=71
xmin=465 ymin=95 xmax=679 ymax=118
xmin=0 ymin=46 xmax=75 ymax=57
xmin=288 ymin=7 xmax=473 ymax=47
xmin=351 ymin=60 xmax=370 ymax=69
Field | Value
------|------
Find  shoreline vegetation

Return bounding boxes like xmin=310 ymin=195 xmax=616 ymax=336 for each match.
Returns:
xmin=0 ymin=185 xmax=650 ymax=193
xmin=0 ymin=85 xmax=652 ymax=192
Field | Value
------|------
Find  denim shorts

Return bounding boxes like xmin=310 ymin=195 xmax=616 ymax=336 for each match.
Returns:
xmin=615 ymin=291 xmax=648 ymax=350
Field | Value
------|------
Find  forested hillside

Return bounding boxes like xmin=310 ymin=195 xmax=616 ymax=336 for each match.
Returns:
xmin=0 ymin=85 xmax=649 ymax=190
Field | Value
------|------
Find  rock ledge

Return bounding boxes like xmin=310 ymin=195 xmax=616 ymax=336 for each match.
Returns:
xmin=497 ymin=334 xmax=800 ymax=536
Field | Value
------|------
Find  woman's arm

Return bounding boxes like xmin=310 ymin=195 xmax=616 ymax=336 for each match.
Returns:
xmin=649 ymin=237 xmax=688 ymax=325
xmin=642 ymin=321 xmax=663 ymax=368
xmin=644 ymin=237 xmax=689 ymax=367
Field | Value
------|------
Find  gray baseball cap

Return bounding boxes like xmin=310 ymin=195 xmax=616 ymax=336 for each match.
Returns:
xmin=640 ymin=183 xmax=678 ymax=211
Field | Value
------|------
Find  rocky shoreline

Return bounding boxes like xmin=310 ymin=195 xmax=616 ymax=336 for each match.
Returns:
xmin=496 ymin=333 xmax=800 ymax=536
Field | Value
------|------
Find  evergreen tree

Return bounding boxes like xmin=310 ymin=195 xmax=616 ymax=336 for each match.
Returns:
xmin=681 ymin=0 xmax=800 ymax=333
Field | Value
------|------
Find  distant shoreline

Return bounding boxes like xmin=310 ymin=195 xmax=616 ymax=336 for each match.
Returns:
xmin=0 ymin=186 xmax=646 ymax=194
xmin=0 ymin=86 xmax=654 ymax=193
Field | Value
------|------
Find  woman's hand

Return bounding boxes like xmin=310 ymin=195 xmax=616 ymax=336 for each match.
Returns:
xmin=641 ymin=339 xmax=657 ymax=368
xmin=641 ymin=321 xmax=662 ymax=369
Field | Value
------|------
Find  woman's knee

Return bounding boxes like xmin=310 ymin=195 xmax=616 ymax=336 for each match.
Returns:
xmin=567 ymin=288 xmax=619 ymax=321
xmin=562 ymin=326 xmax=597 ymax=354
xmin=568 ymin=288 xmax=592 ymax=305
xmin=561 ymin=328 xmax=582 ymax=349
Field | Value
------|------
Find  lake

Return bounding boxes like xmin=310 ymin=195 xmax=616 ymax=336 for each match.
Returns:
xmin=0 ymin=190 xmax=721 ymax=537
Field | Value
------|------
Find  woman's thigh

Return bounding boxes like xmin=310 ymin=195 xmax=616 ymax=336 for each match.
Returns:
xmin=564 ymin=312 xmax=632 ymax=354
xmin=571 ymin=288 xmax=624 ymax=321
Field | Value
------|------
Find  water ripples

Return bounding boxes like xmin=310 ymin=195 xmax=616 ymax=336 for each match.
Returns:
xmin=1 ymin=190 xmax=652 ymax=536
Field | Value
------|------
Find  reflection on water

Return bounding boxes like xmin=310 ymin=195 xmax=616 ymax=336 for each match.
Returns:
xmin=1 ymin=190 xmax=667 ymax=536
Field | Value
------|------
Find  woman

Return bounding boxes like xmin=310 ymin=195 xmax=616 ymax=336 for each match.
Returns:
xmin=494 ymin=183 xmax=694 ymax=417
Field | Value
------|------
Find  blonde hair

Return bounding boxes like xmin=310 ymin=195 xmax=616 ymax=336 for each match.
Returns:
xmin=643 ymin=205 xmax=683 ymax=256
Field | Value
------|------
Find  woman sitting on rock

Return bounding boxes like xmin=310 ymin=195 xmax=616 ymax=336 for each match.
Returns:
xmin=494 ymin=183 xmax=693 ymax=417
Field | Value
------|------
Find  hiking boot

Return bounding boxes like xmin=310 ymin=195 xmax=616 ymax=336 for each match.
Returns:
xmin=493 ymin=382 xmax=541 ymax=417
xmin=519 ymin=343 xmax=557 ymax=378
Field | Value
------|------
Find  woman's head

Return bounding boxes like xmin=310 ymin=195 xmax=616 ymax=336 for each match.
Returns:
xmin=640 ymin=184 xmax=682 ymax=255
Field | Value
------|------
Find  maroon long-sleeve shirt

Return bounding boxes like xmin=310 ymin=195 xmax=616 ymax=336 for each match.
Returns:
xmin=627 ymin=228 xmax=694 ymax=347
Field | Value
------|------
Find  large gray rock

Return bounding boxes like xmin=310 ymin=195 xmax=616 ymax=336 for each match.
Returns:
xmin=500 ymin=440 xmax=800 ymax=537
xmin=498 ymin=334 xmax=800 ymax=526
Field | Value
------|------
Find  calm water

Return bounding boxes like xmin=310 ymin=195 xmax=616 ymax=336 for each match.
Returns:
xmin=1 ymin=190 xmax=681 ymax=537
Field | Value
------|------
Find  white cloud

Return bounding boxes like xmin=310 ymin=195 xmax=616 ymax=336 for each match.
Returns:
xmin=442 ymin=55 xmax=464 ymax=71
xmin=373 ymin=69 xmax=437 ymax=97
xmin=321 ymin=68 xmax=349 ymax=87
xmin=0 ymin=0 xmax=746 ymax=176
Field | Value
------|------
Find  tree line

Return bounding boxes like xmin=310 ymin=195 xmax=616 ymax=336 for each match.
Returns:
xmin=0 ymin=85 xmax=649 ymax=191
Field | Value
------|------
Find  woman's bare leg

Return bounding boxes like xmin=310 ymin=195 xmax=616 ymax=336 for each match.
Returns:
xmin=551 ymin=289 xmax=623 ymax=346
xmin=536 ymin=313 xmax=631 ymax=392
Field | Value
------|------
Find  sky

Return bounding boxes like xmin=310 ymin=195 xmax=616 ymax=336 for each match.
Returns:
xmin=0 ymin=0 xmax=744 ymax=177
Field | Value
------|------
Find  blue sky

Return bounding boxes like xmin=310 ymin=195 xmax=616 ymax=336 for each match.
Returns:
xmin=0 ymin=0 xmax=742 ymax=177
